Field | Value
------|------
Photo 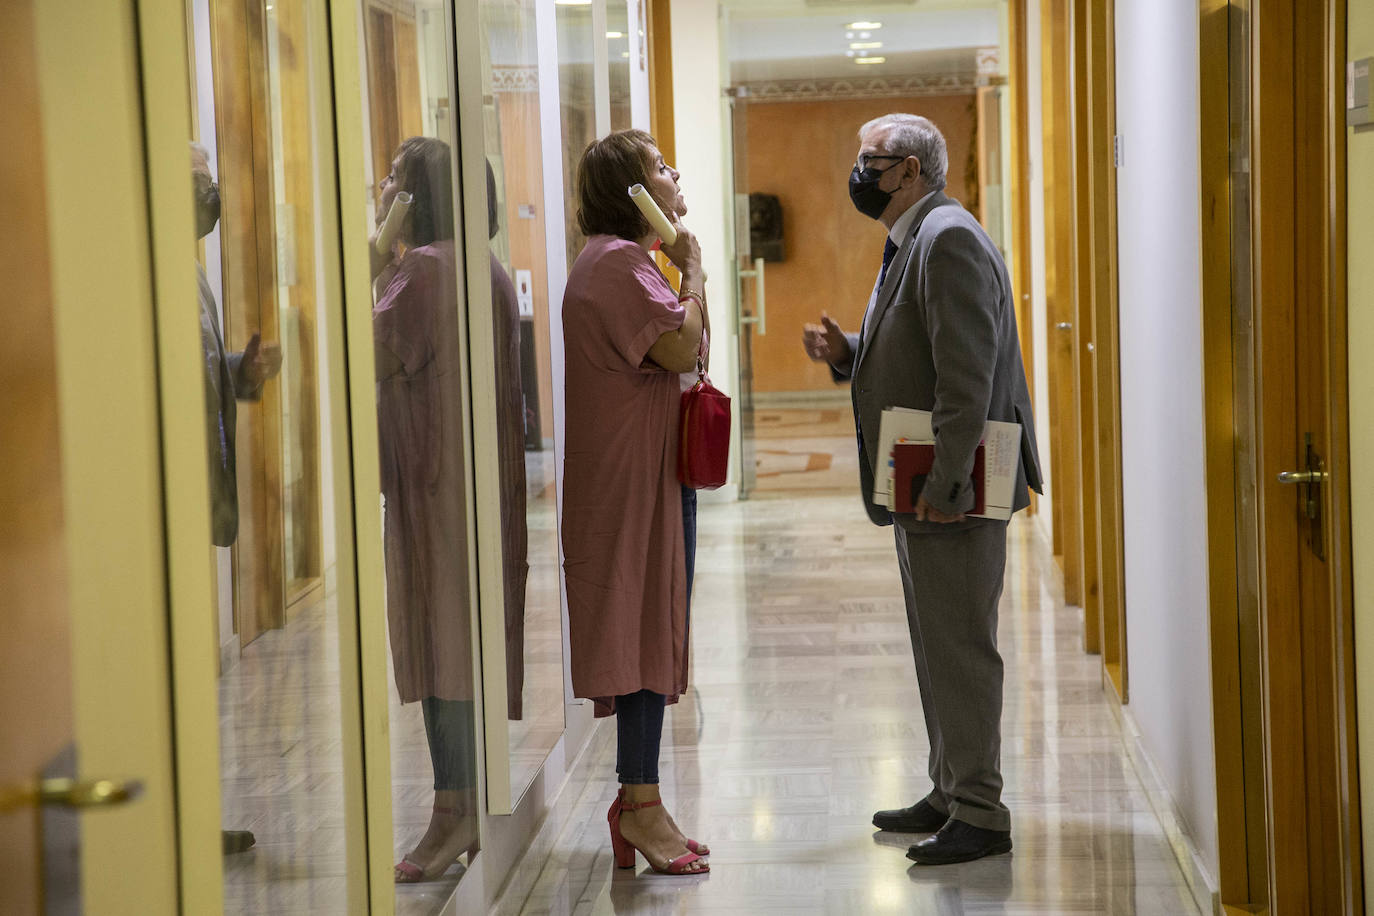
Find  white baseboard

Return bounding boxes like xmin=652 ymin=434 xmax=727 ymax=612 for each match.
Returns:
xmin=1111 ymin=704 xmax=1220 ymax=915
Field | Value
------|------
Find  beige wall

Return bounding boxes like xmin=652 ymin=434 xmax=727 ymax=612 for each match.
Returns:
xmin=739 ymin=94 xmax=977 ymax=395
xmin=1349 ymin=3 xmax=1374 ymax=893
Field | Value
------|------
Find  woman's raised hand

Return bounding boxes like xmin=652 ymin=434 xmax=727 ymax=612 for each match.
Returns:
xmin=658 ymin=220 xmax=702 ymax=277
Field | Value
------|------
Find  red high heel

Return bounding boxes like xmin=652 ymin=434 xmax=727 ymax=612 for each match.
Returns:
xmin=611 ymin=789 xmax=710 ymax=857
xmin=607 ymin=793 xmax=709 ymax=875
xmin=394 ymin=805 xmax=473 ymax=883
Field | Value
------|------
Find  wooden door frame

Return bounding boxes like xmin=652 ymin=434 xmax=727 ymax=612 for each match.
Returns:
xmin=1008 ymin=0 xmax=1035 ymax=520
xmin=1202 ymin=0 xmax=1361 ymax=910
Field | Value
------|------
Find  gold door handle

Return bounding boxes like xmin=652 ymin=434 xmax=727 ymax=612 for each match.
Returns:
xmin=0 ymin=777 xmax=143 ymax=812
xmin=1277 ymin=470 xmax=1329 ymax=484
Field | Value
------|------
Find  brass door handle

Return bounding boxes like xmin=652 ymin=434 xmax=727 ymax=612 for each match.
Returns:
xmin=1277 ymin=470 xmax=1329 ymax=484
xmin=0 ymin=777 xmax=143 ymax=812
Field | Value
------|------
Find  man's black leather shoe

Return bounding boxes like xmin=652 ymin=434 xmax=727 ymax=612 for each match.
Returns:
xmin=905 ymin=820 xmax=1011 ymax=865
xmin=872 ymin=798 xmax=948 ymax=833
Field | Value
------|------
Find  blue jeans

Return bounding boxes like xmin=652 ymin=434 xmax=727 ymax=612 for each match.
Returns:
xmin=421 ymin=697 xmax=477 ymax=791
xmin=616 ymin=689 xmax=666 ymax=784
xmin=682 ymin=484 xmax=697 ymax=607
xmin=614 ymin=487 xmax=698 ymax=786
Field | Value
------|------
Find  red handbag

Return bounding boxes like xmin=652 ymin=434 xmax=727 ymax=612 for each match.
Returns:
xmin=678 ymin=361 xmax=731 ymax=490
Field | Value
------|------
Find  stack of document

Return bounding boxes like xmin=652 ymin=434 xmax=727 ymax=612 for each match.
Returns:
xmin=873 ymin=407 xmax=1021 ymax=520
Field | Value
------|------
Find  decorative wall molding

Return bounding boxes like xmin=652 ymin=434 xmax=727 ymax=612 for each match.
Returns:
xmin=728 ymin=73 xmax=1000 ymax=103
xmin=492 ymin=65 xmax=540 ymax=93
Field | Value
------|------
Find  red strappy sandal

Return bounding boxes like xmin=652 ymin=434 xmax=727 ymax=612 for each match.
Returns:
xmin=607 ymin=793 xmax=710 ymax=875
xmin=610 ymin=789 xmax=710 ymax=856
xmin=394 ymin=805 xmax=470 ymax=883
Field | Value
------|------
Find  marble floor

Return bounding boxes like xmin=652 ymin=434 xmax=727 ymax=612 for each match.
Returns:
xmin=491 ymin=494 xmax=1203 ymax=915
xmin=748 ymin=407 xmax=857 ymax=494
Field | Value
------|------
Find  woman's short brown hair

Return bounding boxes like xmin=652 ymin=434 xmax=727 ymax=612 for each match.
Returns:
xmin=394 ymin=136 xmax=455 ymax=246
xmin=575 ymin=129 xmax=658 ymax=240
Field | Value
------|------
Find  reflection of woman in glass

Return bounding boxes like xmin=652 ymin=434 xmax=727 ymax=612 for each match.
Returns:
xmin=487 ymin=161 xmax=530 ymax=720
xmin=562 ymin=130 xmax=710 ymax=875
xmin=370 ymin=137 xmax=477 ymax=883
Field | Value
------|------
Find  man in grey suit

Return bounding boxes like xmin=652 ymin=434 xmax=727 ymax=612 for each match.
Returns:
xmin=193 ymin=143 xmax=281 ymax=855
xmin=803 ymin=114 xmax=1042 ymax=865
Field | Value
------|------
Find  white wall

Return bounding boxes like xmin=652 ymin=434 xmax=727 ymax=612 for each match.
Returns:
xmin=671 ymin=0 xmax=740 ymax=499
xmin=1024 ymin=0 xmax=1052 ymax=548
xmin=1114 ymin=0 xmax=1218 ymax=881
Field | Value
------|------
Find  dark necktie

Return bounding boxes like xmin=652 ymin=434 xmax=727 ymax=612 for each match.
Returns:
xmin=878 ymin=238 xmax=899 ymax=290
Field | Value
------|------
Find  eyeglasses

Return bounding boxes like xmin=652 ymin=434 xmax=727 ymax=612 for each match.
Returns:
xmin=855 ymin=153 xmax=904 ymax=173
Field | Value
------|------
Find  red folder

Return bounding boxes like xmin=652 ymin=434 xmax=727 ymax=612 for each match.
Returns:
xmin=891 ymin=441 xmax=985 ymax=515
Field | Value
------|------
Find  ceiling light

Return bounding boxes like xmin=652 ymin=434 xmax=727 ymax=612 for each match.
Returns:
xmin=606 ymin=30 xmax=624 ymax=38
xmin=845 ymin=31 xmax=855 ymax=39
xmin=850 ymin=41 xmax=882 ymax=50
xmin=554 ymin=0 xmax=592 ymax=5
xmin=846 ymin=20 xmax=882 ymax=30
xmin=621 ymin=51 xmax=630 ymax=57
xmin=855 ymin=56 xmax=886 ymax=65
xmin=859 ymin=31 xmax=871 ymax=38
xmin=846 ymin=50 xmax=856 ymax=57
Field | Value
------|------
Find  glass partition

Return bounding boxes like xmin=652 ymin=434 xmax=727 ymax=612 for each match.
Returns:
xmin=186 ymin=0 xmax=356 ymax=909
xmin=476 ymin=0 xmax=569 ymax=805
xmin=608 ymin=0 xmax=631 ymax=129
xmin=557 ymin=1 xmax=597 ymax=269
xmin=357 ymin=0 xmax=482 ymax=904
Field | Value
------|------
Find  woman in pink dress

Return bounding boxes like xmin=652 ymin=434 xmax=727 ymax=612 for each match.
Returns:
xmin=562 ymin=130 xmax=711 ymax=876
xmin=370 ymin=137 xmax=479 ymax=883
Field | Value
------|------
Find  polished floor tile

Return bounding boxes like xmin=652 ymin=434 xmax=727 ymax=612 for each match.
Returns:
xmin=493 ymin=494 xmax=1203 ymax=916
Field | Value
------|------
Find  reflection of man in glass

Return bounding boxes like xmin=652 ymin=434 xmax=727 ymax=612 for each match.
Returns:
xmin=370 ymin=137 xmax=479 ymax=883
xmin=191 ymin=142 xmax=282 ymax=854
xmin=486 ymin=160 xmax=530 ymax=722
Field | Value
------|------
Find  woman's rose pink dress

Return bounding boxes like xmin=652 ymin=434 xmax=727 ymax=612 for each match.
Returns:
xmin=561 ymin=235 xmax=689 ymax=717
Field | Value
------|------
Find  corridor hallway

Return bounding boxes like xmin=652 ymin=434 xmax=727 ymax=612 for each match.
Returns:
xmin=492 ymin=494 xmax=1202 ymax=915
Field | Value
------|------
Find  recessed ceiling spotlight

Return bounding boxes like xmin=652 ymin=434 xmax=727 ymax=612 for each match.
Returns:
xmin=846 ymin=50 xmax=856 ymax=57
xmin=846 ymin=21 xmax=882 ymax=30
xmin=846 ymin=31 xmax=855 ymax=39
xmin=850 ymin=41 xmax=882 ymax=50
xmin=855 ymin=56 xmax=886 ymax=65
xmin=859 ymin=31 xmax=871 ymax=38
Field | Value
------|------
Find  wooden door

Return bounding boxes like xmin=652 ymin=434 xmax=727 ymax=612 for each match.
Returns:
xmin=1205 ymin=0 xmax=1361 ymax=910
xmin=0 ymin=4 xmax=73 ymax=910
xmin=364 ymin=1 xmax=424 ymax=192
xmin=1251 ymin=0 xmax=1359 ymax=909
xmin=210 ymin=0 xmax=287 ymax=643
xmin=1040 ymin=0 xmax=1086 ymax=616
xmin=1072 ymin=0 xmax=1127 ymax=697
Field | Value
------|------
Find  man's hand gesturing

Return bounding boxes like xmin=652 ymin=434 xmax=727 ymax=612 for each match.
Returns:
xmin=802 ymin=312 xmax=851 ymax=367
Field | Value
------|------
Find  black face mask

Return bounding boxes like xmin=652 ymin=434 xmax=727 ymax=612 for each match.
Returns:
xmin=195 ymin=182 xmax=221 ymax=239
xmin=848 ymin=161 xmax=903 ymax=220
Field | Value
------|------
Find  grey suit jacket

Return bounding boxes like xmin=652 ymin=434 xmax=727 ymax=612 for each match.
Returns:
xmin=198 ymin=262 xmax=263 ymax=547
xmin=833 ymin=192 xmax=1043 ymax=531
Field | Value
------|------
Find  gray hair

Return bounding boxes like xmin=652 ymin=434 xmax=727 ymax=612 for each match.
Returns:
xmin=859 ymin=114 xmax=947 ymax=192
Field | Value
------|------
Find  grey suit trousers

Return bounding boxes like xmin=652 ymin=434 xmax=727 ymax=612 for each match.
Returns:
xmin=893 ymin=518 xmax=1010 ymax=832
